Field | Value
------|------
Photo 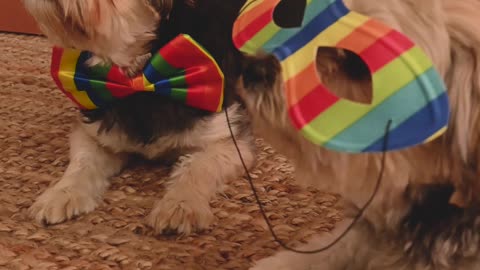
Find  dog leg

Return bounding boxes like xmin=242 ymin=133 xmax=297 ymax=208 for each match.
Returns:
xmin=147 ymin=137 xmax=255 ymax=235
xmin=29 ymin=127 xmax=126 ymax=225
xmin=250 ymin=219 xmax=365 ymax=270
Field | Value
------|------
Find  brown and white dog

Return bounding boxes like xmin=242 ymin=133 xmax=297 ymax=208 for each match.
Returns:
xmin=22 ymin=0 xmax=256 ymax=235
xmin=238 ymin=0 xmax=480 ymax=269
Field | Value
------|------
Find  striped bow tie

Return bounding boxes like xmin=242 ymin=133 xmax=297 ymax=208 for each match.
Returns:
xmin=50 ymin=34 xmax=224 ymax=112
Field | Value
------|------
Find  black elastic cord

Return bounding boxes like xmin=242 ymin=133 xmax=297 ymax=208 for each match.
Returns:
xmin=225 ymin=106 xmax=392 ymax=254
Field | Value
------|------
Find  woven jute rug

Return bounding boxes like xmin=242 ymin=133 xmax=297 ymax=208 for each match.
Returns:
xmin=0 ymin=32 xmax=341 ymax=270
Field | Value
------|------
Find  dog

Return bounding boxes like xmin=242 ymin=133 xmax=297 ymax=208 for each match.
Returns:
xmin=22 ymin=0 xmax=256 ymax=235
xmin=237 ymin=0 xmax=480 ymax=269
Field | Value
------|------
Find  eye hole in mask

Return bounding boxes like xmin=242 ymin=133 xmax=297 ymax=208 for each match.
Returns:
xmin=273 ymin=0 xmax=306 ymax=28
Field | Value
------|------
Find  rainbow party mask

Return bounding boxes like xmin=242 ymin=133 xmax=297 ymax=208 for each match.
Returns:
xmin=233 ymin=0 xmax=450 ymax=153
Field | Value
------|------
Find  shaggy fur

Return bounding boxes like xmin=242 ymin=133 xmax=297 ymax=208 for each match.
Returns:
xmin=238 ymin=0 xmax=480 ymax=269
xmin=23 ymin=0 xmax=255 ymax=235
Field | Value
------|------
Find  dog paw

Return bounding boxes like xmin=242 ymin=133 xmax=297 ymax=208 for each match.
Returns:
xmin=146 ymin=194 xmax=214 ymax=235
xmin=29 ymin=187 xmax=99 ymax=225
xmin=250 ymin=259 xmax=292 ymax=270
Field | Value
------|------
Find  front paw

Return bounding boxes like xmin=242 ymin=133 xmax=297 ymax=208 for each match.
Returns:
xmin=146 ymin=193 xmax=214 ymax=235
xmin=29 ymin=186 xmax=99 ymax=225
xmin=250 ymin=256 xmax=295 ymax=270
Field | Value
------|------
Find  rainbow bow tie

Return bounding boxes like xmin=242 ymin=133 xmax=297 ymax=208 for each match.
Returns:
xmin=51 ymin=34 xmax=225 ymax=112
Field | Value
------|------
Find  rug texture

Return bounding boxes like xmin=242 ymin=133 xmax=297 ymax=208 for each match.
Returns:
xmin=0 ymin=32 xmax=341 ymax=270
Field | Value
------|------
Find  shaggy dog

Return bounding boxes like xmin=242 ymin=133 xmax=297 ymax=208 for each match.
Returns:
xmin=237 ymin=0 xmax=480 ymax=269
xmin=22 ymin=0 xmax=256 ymax=235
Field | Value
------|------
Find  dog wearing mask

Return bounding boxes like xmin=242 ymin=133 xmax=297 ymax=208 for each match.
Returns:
xmin=237 ymin=0 xmax=480 ymax=269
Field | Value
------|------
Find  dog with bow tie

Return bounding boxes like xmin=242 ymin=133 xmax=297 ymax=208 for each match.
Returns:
xmin=23 ymin=0 xmax=256 ymax=235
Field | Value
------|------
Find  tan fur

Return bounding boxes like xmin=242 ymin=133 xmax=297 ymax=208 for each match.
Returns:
xmin=23 ymin=0 xmax=255 ymax=235
xmin=29 ymin=104 xmax=254 ymax=235
xmin=23 ymin=0 xmax=160 ymax=69
xmin=239 ymin=0 xmax=480 ymax=269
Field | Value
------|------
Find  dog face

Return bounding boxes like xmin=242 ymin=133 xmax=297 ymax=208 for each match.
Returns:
xmin=237 ymin=0 xmax=480 ymax=207
xmin=238 ymin=48 xmax=372 ymax=153
xmin=23 ymin=0 xmax=166 ymax=68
